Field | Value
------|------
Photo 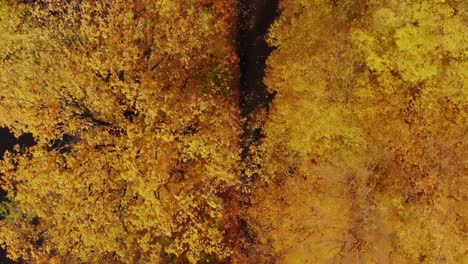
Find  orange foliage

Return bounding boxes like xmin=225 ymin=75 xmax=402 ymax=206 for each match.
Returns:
xmin=1 ymin=0 xmax=466 ymax=263
xmin=0 ymin=0 xmax=240 ymax=263
xmin=239 ymin=0 xmax=467 ymax=263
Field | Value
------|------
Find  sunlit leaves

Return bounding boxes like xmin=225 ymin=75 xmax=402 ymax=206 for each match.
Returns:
xmin=0 ymin=0 xmax=240 ymax=263
xmin=244 ymin=0 xmax=467 ymax=262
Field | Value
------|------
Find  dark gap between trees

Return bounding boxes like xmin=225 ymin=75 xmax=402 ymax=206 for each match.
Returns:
xmin=0 ymin=127 xmax=35 ymax=264
xmin=236 ymin=0 xmax=280 ymax=258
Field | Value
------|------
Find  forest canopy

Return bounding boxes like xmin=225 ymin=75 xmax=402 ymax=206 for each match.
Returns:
xmin=0 ymin=0 xmax=466 ymax=263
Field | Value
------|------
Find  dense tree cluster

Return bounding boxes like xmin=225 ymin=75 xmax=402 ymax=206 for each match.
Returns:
xmin=242 ymin=0 xmax=467 ymax=263
xmin=0 ymin=0 xmax=466 ymax=263
xmin=0 ymin=0 xmax=239 ymax=262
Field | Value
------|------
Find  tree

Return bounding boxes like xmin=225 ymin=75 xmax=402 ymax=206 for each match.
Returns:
xmin=238 ymin=0 xmax=467 ymax=262
xmin=0 ymin=0 xmax=240 ymax=262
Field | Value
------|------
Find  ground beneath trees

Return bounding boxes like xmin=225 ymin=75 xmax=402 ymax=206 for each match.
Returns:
xmin=236 ymin=0 xmax=279 ymax=260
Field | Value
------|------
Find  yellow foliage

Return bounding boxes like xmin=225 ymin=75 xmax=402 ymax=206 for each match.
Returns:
xmin=0 ymin=0 xmax=240 ymax=263
xmin=1 ymin=0 xmax=466 ymax=263
xmin=239 ymin=0 xmax=467 ymax=263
